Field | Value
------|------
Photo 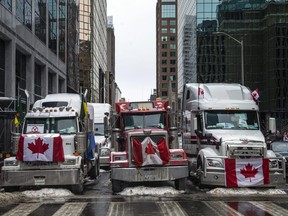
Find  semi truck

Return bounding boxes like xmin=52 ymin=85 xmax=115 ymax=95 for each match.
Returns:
xmin=182 ymin=83 xmax=286 ymax=188
xmin=109 ymin=100 xmax=188 ymax=193
xmin=88 ymin=103 xmax=112 ymax=168
xmin=1 ymin=92 xmax=99 ymax=194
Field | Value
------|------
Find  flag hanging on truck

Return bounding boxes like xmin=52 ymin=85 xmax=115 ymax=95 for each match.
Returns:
xmin=80 ymin=94 xmax=88 ymax=121
xmin=224 ymin=158 xmax=270 ymax=187
xmin=14 ymin=96 xmax=24 ymax=127
xmin=251 ymin=88 xmax=259 ymax=101
xmin=132 ymin=137 xmax=170 ymax=166
xmin=16 ymin=135 xmax=65 ymax=162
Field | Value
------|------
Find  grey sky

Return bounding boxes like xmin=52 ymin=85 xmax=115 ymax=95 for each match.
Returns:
xmin=107 ymin=0 xmax=157 ymax=102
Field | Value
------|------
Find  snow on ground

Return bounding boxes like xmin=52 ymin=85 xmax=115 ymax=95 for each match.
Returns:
xmin=208 ymin=188 xmax=287 ymax=195
xmin=22 ymin=188 xmax=73 ymax=198
xmin=118 ymin=186 xmax=184 ymax=196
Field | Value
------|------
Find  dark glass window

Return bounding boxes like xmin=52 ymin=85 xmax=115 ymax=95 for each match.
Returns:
xmin=35 ymin=0 xmax=47 ymax=44
xmin=0 ymin=0 xmax=12 ymax=11
xmin=34 ymin=63 xmax=42 ymax=101
xmin=16 ymin=50 xmax=26 ymax=98
xmin=48 ymin=0 xmax=57 ymax=54
xmin=0 ymin=39 xmax=5 ymax=96
xmin=161 ymin=5 xmax=176 ymax=18
xmin=59 ymin=0 xmax=66 ymax=62
xmin=16 ymin=0 xmax=32 ymax=30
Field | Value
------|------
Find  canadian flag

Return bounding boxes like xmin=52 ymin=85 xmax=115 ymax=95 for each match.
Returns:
xmin=132 ymin=137 xmax=170 ymax=166
xmin=251 ymin=88 xmax=259 ymax=101
xmin=16 ymin=135 xmax=65 ymax=162
xmin=224 ymin=158 xmax=270 ymax=187
xmin=198 ymin=87 xmax=204 ymax=98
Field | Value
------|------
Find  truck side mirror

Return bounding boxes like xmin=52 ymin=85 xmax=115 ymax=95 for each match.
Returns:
xmin=206 ymin=133 xmax=212 ymax=144
xmin=104 ymin=114 xmax=109 ymax=138
xmin=269 ymin=117 xmax=276 ymax=134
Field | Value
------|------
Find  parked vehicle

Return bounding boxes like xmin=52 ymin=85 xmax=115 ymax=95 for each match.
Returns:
xmin=1 ymin=92 xmax=99 ymax=194
xmin=182 ymin=83 xmax=286 ymax=188
xmin=270 ymin=141 xmax=288 ymax=180
xmin=109 ymin=100 xmax=188 ymax=193
xmin=88 ymin=103 xmax=112 ymax=168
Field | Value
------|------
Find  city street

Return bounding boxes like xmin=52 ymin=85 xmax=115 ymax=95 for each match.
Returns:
xmin=1 ymin=170 xmax=288 ymax=216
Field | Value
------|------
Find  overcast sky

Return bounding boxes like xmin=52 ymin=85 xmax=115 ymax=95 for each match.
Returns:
xmin=107 ymin=0 xmax=157 ymax=102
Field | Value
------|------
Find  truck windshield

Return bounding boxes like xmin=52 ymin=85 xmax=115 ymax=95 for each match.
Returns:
xmin=204 ymin=110 xmax=259 ymax=130
xmin=122 ymin=113 xmax=166 ymax=131
xmin=24 ymin=117 xmax=77 ymax=134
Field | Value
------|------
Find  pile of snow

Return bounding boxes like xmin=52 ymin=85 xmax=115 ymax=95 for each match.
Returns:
xmin=118 ymin=186 xmax=184 ymax=196
xmin=22 ymin=188 xmax=73 ymax=198
xmin=0 ymin=192 xmax=26 ymax=206
xmin=207 ymin=188 xmax=287 ymax=195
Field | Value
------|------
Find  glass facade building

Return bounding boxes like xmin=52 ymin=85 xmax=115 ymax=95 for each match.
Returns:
xmin=178 ymin=0 xmax=288 ymax=129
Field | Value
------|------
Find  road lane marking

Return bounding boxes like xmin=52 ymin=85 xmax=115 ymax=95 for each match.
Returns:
xmin=2 ymin=203 xmax=41 ymax=216
xmin=106 ymin=202 xmax=127 ymax=216
xmin=203 ymin=201 xmax=244 ymax=216
xmin=53 ymin=203 xmax=87 ymax=216
xmin=250 ymin=201 xmax=288 ymax=216
xmin=157 ymin=201 xmax=188 ymax=216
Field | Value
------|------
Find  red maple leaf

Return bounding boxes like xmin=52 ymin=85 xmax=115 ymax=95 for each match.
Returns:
xmin=240 ymin=163 xmax=258 ymax=182
xmin=145 ymin=143 xmax=156 ymax=155
xmin=28 ymin=137 xmax=49 ymax=158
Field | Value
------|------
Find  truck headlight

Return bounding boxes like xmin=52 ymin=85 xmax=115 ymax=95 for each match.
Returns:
xmin=4 ymin=159 xmax=18 ymax=166
xmin=62 ymin=158 xmax=77 ymax=165
xmin=269 ymin=160 xmax=278 ymax=168
xmin=101 ymin=148 xmax=111 ymax=156
xmin=207 ymin=159 xmax=223 ymax=167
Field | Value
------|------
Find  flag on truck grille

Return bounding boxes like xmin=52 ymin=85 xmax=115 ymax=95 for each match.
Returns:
xmin=224 ymin=158 xmax=270 ymax=187
xmin=132 ymin=137 xmax=170 ymax=166
xmin=16 ymin=135 xmax=65 ymax=162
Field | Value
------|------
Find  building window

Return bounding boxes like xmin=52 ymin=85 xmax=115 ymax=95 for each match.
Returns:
xmin=162 ymin=83 xmax=168 ymax=88
xmin=162 ymin=75 xmax=167 ymax=81
xmin=170 ymin=67 xmax=176 ymax=72
xmin=16 ymin=0 xmax=32 ymax=30
xmin=0 ymin=0 xmax=12 ymax=11
xmin=48 ymin=0 xmax=57 ymax=54
xmin=48 ymin=72 xmax=55 ymax=94
xmin=170 ymin=75 xmax=176 ymax=81
xmin=161 ymin=20 xmax=167 ymax=26
xmin=162 ymin=60 xmax=167 ymax=65
xmin=0 ymin=39 xmax=5 ymax=96
xmin=162 ymin=91 xmax=168 ymax=97
xmin=59 ymin=0 xmax=66 ymax=63
xmin=161 ymin=5 xmax=176 ymax=18
xmin=170 ymin=52 xmax=176 ymax=57
xmin=170 ymin=44 xmax=176 ymax=49
xmin=170 ymin=20 xmax=176 ymax=25
xmin=170 ymin=28 xmax=176 ymax=34
xmin=170 ymin=36 xmax=176 ymax=41
xmin=162 ymin=0 xmax=175 ymax=2
xmin=162 ymin=67 xmax=167 ymax=72
xmin=161 ymin=36 xmax=168 ymax=41
xmin=34 ymin=63 xmax=42 ymax=101
xmin=35 ymin=0 xmax=47 ymax=44
xmin=162 ymin=44 xmax=168 ymax=49
xmin=162 ymin=52 xmax=167 ymax=57
xmin=170 ymin=60 xmax=176 ymax=65
xmin=16 ymin=50 xmax=27 ymax=98
xmin=161 ymin=28 xmax=168 ymax=34
xmin=172 ymin=83 xmax=176 ymax=89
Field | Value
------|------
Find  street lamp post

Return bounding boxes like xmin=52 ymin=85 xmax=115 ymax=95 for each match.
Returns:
xmin=214 ymin=32 xmax=244 ymax=85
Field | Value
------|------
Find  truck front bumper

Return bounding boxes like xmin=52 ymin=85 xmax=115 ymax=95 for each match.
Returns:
xmin=111 ymin=166 xmax=188 ymax=182
xmin=199 ymin=170 xmax=286 ymax=188
xmin=1 ymin=169 xmax=81 ymax=187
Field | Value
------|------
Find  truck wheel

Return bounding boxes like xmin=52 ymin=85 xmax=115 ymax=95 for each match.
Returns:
xmin=89 ymin=161 xmax=99 ymax=179
xmin=71 ymin=183 xmax=84 ymax=195
xmin=111 ymin=179 xmax=125 ymax=193
xmin=175 ymin=178 xmax=186 ymax=191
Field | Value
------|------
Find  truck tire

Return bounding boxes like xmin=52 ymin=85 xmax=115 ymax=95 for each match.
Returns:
xmin=89 ymin=160 xmax=99 ymax=179
xmin=71 ymin=183 xmax=84 ymax=195
xmin=175 ymin=178 xmax=186 ymax=191
xmin=111 ymin=179 xmax=125 ymax=193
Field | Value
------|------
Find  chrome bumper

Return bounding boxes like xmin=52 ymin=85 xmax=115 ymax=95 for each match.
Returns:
xmin=1 ymin=169 xmax=81 ymax=187
xmin=111 ymin=166 xmax=188 ymax=182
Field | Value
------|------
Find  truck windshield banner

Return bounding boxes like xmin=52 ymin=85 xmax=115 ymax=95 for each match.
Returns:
xmin=16 ymin=135 xmax=65 ymax=162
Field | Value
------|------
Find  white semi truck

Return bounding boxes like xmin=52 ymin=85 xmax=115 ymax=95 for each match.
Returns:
xmin=182 ymin=83 xmax=286 ymax=188
xmin=1 ymin=93 xmax=99 ymax=194
xmin=88 ymin=103 xmax=112 ymax=168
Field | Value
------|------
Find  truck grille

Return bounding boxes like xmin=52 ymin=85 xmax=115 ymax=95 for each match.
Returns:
xmin=229 ymin=146 xmax=264 ymax=159
xmin=131 ymin=135 xmax=166 ymax=144
xmin=21 ymin=161 xmax=59 ymax=169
